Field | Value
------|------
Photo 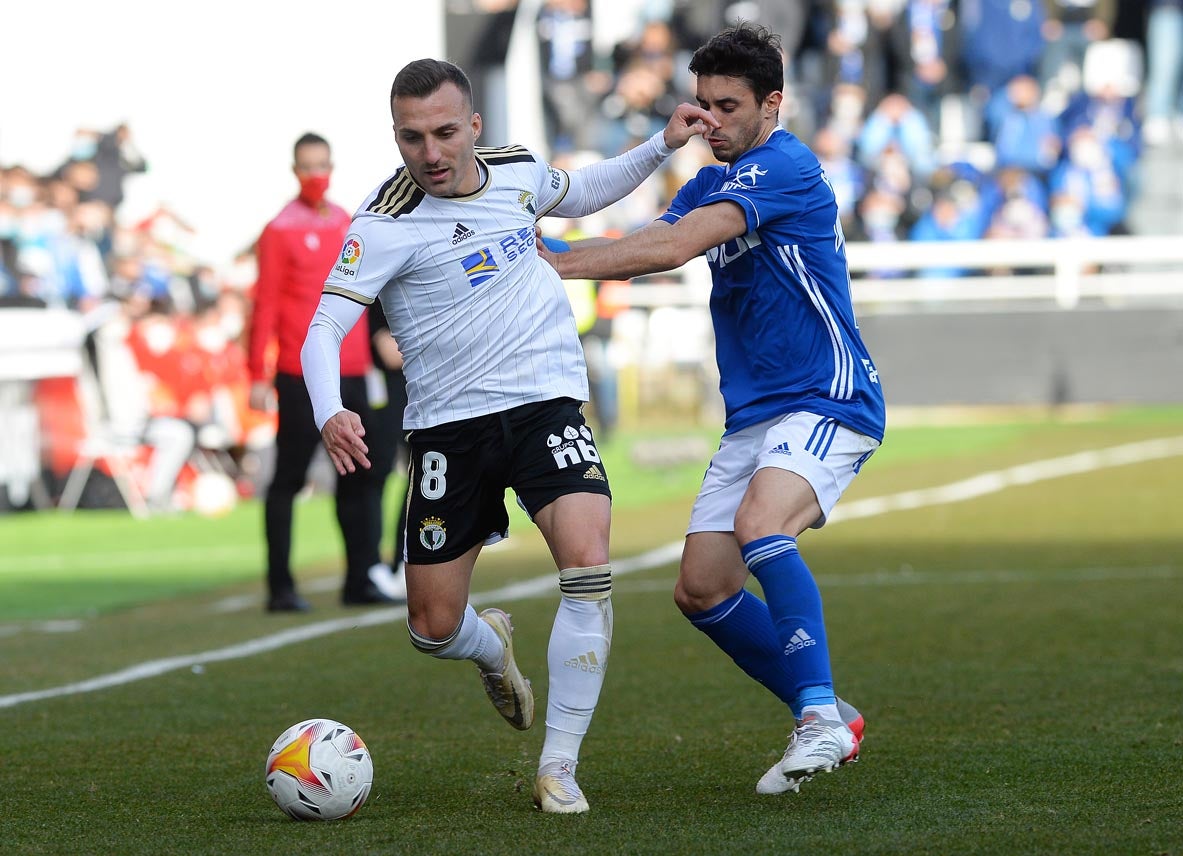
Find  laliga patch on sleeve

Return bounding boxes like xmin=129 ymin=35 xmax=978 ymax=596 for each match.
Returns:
xmin=334 ymin=234 xmax=364 ymax=279
xmin=541 ymin=236 xmax=570 ymax=253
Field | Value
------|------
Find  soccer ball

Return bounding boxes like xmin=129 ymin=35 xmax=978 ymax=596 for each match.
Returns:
xmin=265 ymin=718 xmax=373 ymax=821
xmin=191 ymin=472 xmax=238 ymax=517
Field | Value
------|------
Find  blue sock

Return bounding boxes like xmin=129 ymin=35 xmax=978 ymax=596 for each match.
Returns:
xmin=742 ymin=535 xmax=836 ymax=710
xmin=685 ymin=589 xmax=800 ymax=714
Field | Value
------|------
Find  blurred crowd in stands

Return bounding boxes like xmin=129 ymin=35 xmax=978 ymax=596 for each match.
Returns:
xmin=0 ymin=124 xmax=272 ymax=514
xmin=1 ymin=0 xmax=1179 ymax=513
xmin=535 ymin=0 xmax=1176 ymax=247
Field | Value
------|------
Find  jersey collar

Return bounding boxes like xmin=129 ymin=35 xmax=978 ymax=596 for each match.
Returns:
xmin=402 ymin=156 xmax=491 ymax=202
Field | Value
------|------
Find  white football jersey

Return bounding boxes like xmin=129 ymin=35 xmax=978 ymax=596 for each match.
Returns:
xmin=323 ymin=146 xmax=587 ymax=430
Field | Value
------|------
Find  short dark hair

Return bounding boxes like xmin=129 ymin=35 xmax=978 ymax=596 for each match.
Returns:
xmin=391 ymin=59 xmax=473 ymax=110
xmin=293 ymin=132 xmax=329 ymax=159
xmin=688 ymin=22 xmax=784 ymax=105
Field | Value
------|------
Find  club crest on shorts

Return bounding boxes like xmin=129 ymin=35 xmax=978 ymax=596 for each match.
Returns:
xmin=419 ymin=516 xmax=447 ymax=551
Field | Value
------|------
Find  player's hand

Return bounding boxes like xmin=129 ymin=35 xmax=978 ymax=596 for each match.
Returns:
xmin=321 ymin=410 xmax=370 ymax=475
xmin=248 ymin=381 xmax=273 ymax=412
xmin=662 ymin=103 xmax=720 ymax=149
xmin=535 ymin=233 xmax=568 ymax=275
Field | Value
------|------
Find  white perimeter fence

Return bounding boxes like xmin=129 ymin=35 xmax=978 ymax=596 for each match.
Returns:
xmin=599 ymin=235 xmax=1183 ymax=424
xmin=2 ymin=236 xmax=1182 ymax=507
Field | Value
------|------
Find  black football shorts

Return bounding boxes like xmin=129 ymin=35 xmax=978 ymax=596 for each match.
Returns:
xmin=404 ymin=398 xmax=611 ymax=565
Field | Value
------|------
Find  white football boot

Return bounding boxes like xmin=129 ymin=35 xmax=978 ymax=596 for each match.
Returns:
xmin=533 ymin=761 xmax=590 ymax=814
xmin=476 ymin=608 xmax=534 ymax=730
xmin=756 ymin=698 xmax=862 ymax=795
xmin=366 ymin=562 xmax=407 ymax=602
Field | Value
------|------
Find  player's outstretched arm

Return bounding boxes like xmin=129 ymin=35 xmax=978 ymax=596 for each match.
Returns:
xmin=541 ymin=201 xmax=748 ymax=282
xmin=545 ymin=106 xmax=716 ymax=220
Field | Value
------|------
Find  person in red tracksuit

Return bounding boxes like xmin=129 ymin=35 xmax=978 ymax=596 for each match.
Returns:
xmin=247 ymin=132 xmax=395 ymax=611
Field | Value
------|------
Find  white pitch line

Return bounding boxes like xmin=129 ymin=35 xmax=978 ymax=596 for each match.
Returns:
xmin=827 ymin=436 xmax=1183 ymax=523
xmin=2 ymin=437 xmax=1180 ymax=711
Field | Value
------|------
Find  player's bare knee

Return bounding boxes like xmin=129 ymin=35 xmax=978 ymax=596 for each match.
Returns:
xmin=676 ymin=584 xmax=734 ymax=616
xmin=559 ymin=564 xmax=611 ymax=601
xmin=734 ymin=511 xmax=808 ymax=545
xmin=407 ymin=616 xmax=463 ymax=657
xmin=673 ymin=577 xmax=699 ymax=615
xmin=674 ymin=571 xmax=727 ymax=615
xmin=733 ymin=507 xmax=773 ymax=546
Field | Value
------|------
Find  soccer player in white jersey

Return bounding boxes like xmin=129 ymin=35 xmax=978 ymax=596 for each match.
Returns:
xmin=540 ymin=23 xmax=886 ymax=796
xmin=301 ymin=58 xmax=716 ymax=813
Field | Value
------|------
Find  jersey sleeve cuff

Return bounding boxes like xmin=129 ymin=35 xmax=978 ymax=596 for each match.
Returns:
xmin=651 ymin=130 xmax=676 ymax=158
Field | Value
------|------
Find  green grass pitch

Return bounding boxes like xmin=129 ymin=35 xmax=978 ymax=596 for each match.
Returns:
xmin=1 ymin=406 xmax=1181 ymax=855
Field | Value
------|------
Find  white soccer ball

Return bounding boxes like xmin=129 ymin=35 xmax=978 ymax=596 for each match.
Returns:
xmin=191 ymin=471 xmax=238 ymax=517
xmin=265 ymin=718 xmax=373 ymax=821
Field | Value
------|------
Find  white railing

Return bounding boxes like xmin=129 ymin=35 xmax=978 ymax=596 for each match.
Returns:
xmin=621 ymin=234 xmax=1183 ymax=312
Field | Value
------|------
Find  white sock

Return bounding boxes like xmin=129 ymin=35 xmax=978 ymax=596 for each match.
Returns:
xmin=411 ymin=604 xmax=503 ymax=671
xmin=539 ymin=596 xmax=613 ymax=769
xmin=802 ymin=703 xmax=842 ymax=724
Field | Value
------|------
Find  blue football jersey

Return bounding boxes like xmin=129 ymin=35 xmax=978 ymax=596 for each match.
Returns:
xmin=659 ymin=128 xmax=885 ymax=441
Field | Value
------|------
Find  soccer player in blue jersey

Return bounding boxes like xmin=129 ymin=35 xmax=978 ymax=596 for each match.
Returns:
xmin=539 ymin=22 xmax=885 ymax=795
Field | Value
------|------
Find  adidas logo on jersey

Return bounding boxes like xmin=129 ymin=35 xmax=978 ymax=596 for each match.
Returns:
xmin=451 ymin=222 xmax=476 ymax=245
xmin=769 ymin=442 xmax=793 ymax=456
xmin=583 ymin=464 xmax=606 ymax=481
xmin=784 ymin=628 xmax=816 ymax=654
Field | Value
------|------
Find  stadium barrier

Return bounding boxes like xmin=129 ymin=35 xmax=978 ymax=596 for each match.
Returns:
xmin=621 ymin=235 xmax=1183 ymax=311
xmin=2 ymin=235 xmax=1181 ymax=511
xmin=604 ymin=236 xmax=1183 ymax=420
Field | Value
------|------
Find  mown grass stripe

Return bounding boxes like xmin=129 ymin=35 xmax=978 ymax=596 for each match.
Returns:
xmin=2 ymin=437 xmax=1179 ymax=710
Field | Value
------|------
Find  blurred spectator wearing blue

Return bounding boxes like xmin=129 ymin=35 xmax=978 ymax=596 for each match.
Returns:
xmin=1049 ymin=124 xmax=1127 ymax=235
xmin=1059 ymin=42 xmax=1142 ymax=190
xmin=850 ymin=187 xmax=909 ymax=278
xmin=982 ymin=178 xmax=1050 ymax=241
xmin=904 ymin=0 xmax=954 ymax=124
xmin=826 ymin=81 xmax=870 ymax=146
xmin=814 ymin=124 xmax=867 ymax=231
xmin=979 ymin=165 xmax=1050 ymax=226
xmin=814 ymin=2 xmax=916 ymax=105
xmin=856 ymin=187 xmax=910 ymax=242
xmin=2 ymin=172 xmax=109 ymax=309
xmin=985 ymin=75 xmax=1062 ymax=176
xmin=909 ymin=177 xmax=987 ymax=275
xmin=826 ymin=1 xmax=875 ymax=89
xmin=958 ymin=0 xmax=1045 ymax=94
xmin=1143 ymin=0 xmax=1183 ymax=146
xmin=857 ymin=92 xmax=936 ymax=181
xmin=1048 ymin=190 xmax=1093 ymax=237
xmin=866 ymin=144 xmax=921 ymax=223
